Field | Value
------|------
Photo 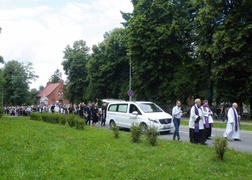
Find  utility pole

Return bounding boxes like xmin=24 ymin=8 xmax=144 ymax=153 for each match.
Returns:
xmin=127 ymin=51 xmax=132 ymax=101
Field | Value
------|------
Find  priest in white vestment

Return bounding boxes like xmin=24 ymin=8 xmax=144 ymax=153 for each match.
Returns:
xmin=223 ymin=103 xmax=241 ymax=141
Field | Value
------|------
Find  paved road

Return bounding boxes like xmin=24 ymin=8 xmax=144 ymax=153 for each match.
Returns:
xmin=99 ymin=125 xmax=252 ymax=154
xmin=159 ymin=126 xmax=252 ymax=154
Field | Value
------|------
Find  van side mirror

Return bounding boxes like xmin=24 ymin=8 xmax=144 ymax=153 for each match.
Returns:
xmin=132 ymin=111 xmax=138 ymax=115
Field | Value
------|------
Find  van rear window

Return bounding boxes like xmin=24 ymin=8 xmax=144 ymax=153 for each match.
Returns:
xmin=118 ymin=104 xmax=128 ymax=113
xmin=108 ymin=104 xmax=128 ymax=113
xmin=108 ymin=105 xmax=117 ymax=112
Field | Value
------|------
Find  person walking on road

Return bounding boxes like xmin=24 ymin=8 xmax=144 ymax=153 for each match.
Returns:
xmin=172 ymin=101 xmax=183 ymax=141
xmin=189 ymin=98 xmax=207 ymax=145
xmin=201 ymin=100 xmax=214 ymax=139
xmin=223 ymin=103 xmax=241 ymax=141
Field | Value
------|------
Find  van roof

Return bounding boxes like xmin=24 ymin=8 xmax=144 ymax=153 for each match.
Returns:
xmin=101 ymin=99 xmax=126 ymax=103
xmin=107 ymin=101 xmax=154 ymax=104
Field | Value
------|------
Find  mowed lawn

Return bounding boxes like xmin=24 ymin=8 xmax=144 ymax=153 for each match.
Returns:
xmin=1 ymin=116 xmax=252 ymax=180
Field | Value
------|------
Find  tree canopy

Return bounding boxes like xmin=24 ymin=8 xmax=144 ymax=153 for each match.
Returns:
xmin=2 ymin=60 xmax=38 ymax=105
xmin=1 ymin=1 xmax=252 ymax=114
xmin=49 ymin=69 xmax=62 ymax=83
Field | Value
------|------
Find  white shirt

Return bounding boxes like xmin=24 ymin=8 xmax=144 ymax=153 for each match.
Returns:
xmin=172 ymin=106 xmax=182 ymax=119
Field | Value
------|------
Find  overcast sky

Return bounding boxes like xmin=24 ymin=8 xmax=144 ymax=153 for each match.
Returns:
xmin=0 ymin=0 xmax=133 ymax=89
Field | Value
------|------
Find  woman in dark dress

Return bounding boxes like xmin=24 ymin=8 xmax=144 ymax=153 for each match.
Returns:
xmin=91 ymin=103 xmax=99 ymax=126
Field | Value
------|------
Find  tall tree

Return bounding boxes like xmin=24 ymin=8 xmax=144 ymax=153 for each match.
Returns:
xmin=27 ymin=88 xmax=39 ymax=105
xmin=62 ymin=40 xmax=90 ymax=103
xmin=125 ymin=0 xmax=194 ymax=103
xmin=49 ymin=69 xmax=62 ymax=83
xmin=86 ymin=28 xmax=129 ymax=101
xmin=2 ymin=61 xmax=38 ymax=105
xmin=194 ymin=0 xmax=252 ymax=110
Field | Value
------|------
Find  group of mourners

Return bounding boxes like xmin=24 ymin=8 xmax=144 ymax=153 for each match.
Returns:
xmin=51 ymin=102 xmax=108 ymax=127
xmin=5 ymin=102 xmax=108 ymax=127
xmin=172 ymin=98 xmax=241 ymax=145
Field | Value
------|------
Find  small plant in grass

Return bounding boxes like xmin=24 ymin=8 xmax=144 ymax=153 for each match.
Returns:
xmin=214 ymin=136 xmax=228 ymax=160
xmin=145 ymin=126 xmax=159 ymax=146
xmin=111 ymin=125 xmax=119 ymax=138
xmin=131 ymin=123 xmax=142 ymax=143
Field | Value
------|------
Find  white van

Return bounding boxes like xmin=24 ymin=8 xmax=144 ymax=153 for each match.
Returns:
xmin=106 ymin=101 xmax=173 ymax=132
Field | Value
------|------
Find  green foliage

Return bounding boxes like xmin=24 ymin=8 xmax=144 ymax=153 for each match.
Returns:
xmin=59 ymin=115 xmax=67 ymax=125
xmin=193 ymin=0 xmax=252 ymax=103
xmin=1 ymin=118 xmax=252 ymax=179
xmin=75 ymin=116 xmax=85 ymax=130
xmin=41 ymin=113 xmax=50 ymax=123
xmin=62 ymin=40 xmax=90 ymax=103
xmin=49 ymin=69 xmax=62 ymax=83
xmin=145 ymin=126 xmax=159 ymax=146
xmin=111 ymin=125 xmax=119 ymax=139
xmin=85 ymin=28 xmax=129 ymax=100
xmin=213 ymin=136 xmax=228 ymax=161
xmin=130 ymin=123 xmax=142 ymax=143
xmin=2 ymin=60 xmax=38 ymax=105
xmin=30 ymin=112 xmax=84 ymax=130
xmin=126 ymin=0 xmax=194 ymax=102
xmin=30 ymin=112 xmax=42 ymax=121
xmin=66 ymin=114 xmax=77 ymax=128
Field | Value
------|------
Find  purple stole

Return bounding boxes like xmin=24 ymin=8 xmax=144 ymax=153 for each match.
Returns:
xmin=232 ymin=108 xmax=238 ymax=131
xmin=194 ymin=105 xmax=199 ymax=132
xmin=202 ymin=105 xmax=209 ymax=128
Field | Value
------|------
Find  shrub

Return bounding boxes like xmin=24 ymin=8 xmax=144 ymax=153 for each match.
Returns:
xmin=131 ymin=123 xmax=142 ymax=143
xmin=75 ymin=117 xmax=85 ymax=130
xmin=41 ymin=113 xmax=50 ymax=123
xmin=59 ymin=115 xmax=67 ymax=125
xmin=145 ymin=126 xmax=159 ymax=146
xmin=52 ymin=114 xmax=60 ymax=124
xmin=111 ymin=125 xmax=119 ymax=139
xmin=67 ymin=114 xmax=76 ymax=128
xmin=30 ymin=112 xmax=42 ymax=121
xmin=214 ymin=136 xmax=228 ymax=160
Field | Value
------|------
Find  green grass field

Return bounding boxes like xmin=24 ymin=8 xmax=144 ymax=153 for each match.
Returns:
xmin=1 ymin=116 xmax=252 ymax=179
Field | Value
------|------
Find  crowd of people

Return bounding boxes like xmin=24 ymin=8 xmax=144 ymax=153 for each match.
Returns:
xmin=4 ymin=101 xmax=108 ymax=127
xmin=172 ymin=98 xmax=241 ymax=145
xmin=5 ymin=98 xmax=242 ymax=142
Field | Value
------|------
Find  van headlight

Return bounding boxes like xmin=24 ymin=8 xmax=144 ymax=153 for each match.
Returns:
xmin=148 ymin=118 xmax=158 ymax=123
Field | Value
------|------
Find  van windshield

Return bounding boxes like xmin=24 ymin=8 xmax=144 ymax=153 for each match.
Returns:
xmin=137 ymin=103 xmax=163 ymax=113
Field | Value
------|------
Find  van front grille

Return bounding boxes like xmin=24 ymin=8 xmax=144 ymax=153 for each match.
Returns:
xmin=159 ymin=119 xmax=172 ymax=124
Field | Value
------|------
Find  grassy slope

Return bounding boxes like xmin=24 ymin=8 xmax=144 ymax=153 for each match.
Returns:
xmin=1 ymin=117 xmax=252 ymax=180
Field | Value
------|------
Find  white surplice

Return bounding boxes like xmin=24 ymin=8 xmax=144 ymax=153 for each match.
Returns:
xmin=223 ymin=107 xmax=240 ymax=139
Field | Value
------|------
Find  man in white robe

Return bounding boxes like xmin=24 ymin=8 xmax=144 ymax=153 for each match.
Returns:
xmin=223 ymin=103 xmax=240 ymax=141
xmin=189 ymin=98 xmax=206 ymax=145
xmin=201 ymin=100 xmax=214 ymax=139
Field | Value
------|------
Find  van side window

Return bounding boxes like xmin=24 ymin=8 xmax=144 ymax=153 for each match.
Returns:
xmin=108 ymin=105 xmax=117 ymax=112
xmin=129 ymin=104 xmax=141 ymax=115
xmin=118 ymin=104 xmax=128 ymax=113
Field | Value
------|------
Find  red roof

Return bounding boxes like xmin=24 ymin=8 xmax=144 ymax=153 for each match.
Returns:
xmin=37 ymin=83 xmax=59 ymax=97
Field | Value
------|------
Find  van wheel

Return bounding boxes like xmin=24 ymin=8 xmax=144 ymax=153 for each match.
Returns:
xmin=109 ymin=120 xmax=116 ymax=129
xmin=140 ymin=123 xmax=148 ymax=134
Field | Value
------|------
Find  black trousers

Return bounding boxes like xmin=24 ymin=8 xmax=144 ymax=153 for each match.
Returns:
xmin=204 ymin=123 xmax=212 ymax=138
xmin=189 ymin=128 xmax=206 ymax=144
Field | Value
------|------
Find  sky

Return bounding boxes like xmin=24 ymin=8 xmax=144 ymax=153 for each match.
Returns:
xmin=0 ymin=0 xmax=133 ymax=89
